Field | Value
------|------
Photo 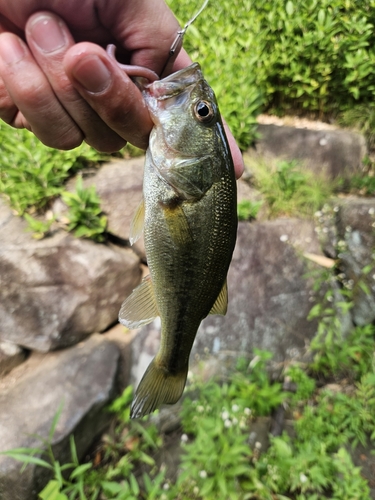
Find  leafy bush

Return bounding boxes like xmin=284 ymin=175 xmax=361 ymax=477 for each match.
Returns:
xmin=167 ymin=0 xmax=375 ymax=148
xmin=167 ymin=0 xmax=264 ymax=149
xmin=62 ymin=176 xmax=108 ymax=242
xmin=237 ymin=199 xmax=263 ymax=221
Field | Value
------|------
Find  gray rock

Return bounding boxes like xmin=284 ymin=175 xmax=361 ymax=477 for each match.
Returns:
xmin=130 ymin=219 xmax=329 ymax=386
xmin=0 ymin=334 xmax=120 ymax=500
xmin=336 ymin=197 xmax=375 ymax=325
xmin=0 ymin=199 xmax=142 ymax=351
xmin=0 ymin=341 xmax=26 ymax=378
xmin=104 ymin=323 xmax=140 ymax=392
xmin=193 ymin=219 xmax=323 ymax=366
xmin=252 ymin=124 xmax=367 ymax=179
xmin=313 ymin=201 xmax=340 ymax=259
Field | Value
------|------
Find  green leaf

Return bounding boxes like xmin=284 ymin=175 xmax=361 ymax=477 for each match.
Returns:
xmin=49 ymin=402 xmax=64 ymax=443
xmin=286 ymin=1 xmax=294 ymax=16
xmin=101 ymin=481 xmax=124 ymax=494
xmin=69 ymin=463 xmax=92 ymax=479
xmin=69 ymin=435 xmax=79 ymax=466
xmin=129 ymin=473 xmax=140 ymax=495
xmin=318 ymin=9 xmax=325 ymax=25
xmin=1 ymin=452 xmax=53 ymax=469
xmin=38 ymin=480 xmax=69 ymax=500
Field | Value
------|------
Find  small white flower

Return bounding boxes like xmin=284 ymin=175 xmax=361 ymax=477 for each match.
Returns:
xmin=221 ymin=410 xmax=230 ymax=420
xmin=232 ymin=404 xmax=239 ymax=412
xmin=255 ymin=441 xmax=262 ymax=450
xmin=239 ymin=418 xmax=247 ymax=430
xmin=232 ymin=417 xmax=238 ymax=425
xmin=163 ymin=483 xmax=170 ymax=490
xmin=224 ymin=419 xmax=232 ymax=428
xmin=280 ymin=234 xmax=288 ymax=242
xmin=369 ymin=207 xmax=375 ymax=215
xmin=197 ymin=405 xmax=204 ymax=413
xmin=300 ymin=473 xmax=308 ymax=484
xmin=193 ymin=486 xmax=199 ymax=495
xmin=244 ymin=407 xmax=252 ymax=416
xmin=181 ymin=433 xmax=188 ymax=443
xmin=199 ymin=470 xmax=207 ymax=479
xmin=334 ymin=206 xmax=339 ymax=212
xmin=315 ymin=211 xmax=322 ymax=217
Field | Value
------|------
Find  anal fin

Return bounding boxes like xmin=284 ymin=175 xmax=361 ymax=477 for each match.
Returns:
xmin=118 ymin=275 xmax=159 ymax=328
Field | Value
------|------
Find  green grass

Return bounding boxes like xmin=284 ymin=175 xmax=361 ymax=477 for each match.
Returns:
xmin=4 ymin=257 xmax=375 ymax=499
xmin=0 ymin=122 xmax=105 ymax=215
xmin=4 ymin=341 xmax=374 ymax=499
xmin=243 ymin=157 xmax=333 ymax=219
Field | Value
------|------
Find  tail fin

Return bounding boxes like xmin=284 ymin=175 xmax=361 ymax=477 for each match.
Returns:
xmin=130 ymin=358 xmax=188 ymax=418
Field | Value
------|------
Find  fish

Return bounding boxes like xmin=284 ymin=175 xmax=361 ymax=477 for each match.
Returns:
xmin=118 ymin=63 xmax=238 ymax=418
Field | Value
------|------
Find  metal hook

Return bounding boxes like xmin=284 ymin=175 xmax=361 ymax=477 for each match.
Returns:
xmin=160 ymin=0 xmax=209 ymax=78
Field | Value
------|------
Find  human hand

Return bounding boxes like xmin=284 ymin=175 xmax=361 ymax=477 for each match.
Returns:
xmin=0 ymin=1 xmax=244 ymax=177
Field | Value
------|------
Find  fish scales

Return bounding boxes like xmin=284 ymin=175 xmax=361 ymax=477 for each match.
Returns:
xmin=119 ymin=63 xmax=237 ymax=418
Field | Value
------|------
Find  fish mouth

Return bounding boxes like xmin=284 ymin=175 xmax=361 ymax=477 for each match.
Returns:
xmin=146 ymin=63 xmax=203 ymax=100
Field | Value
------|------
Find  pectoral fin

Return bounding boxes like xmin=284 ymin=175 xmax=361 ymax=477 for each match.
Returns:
xmin=209 ymin=280 xmax=228 ymax=316
xmin=163 ymin=203 xmax=194 ymax=246
xmin=119 ymin=275 xmax=159 ymax=328
xmin=129 ymin=199 xmax=145 ymax=245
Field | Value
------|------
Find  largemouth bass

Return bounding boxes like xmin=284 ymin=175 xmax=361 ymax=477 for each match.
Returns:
xmin=119 ymin=63 xmax=237 ymax=418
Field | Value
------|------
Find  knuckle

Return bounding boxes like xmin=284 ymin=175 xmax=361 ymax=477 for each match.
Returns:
xmin=0 ymin=77 xmax=17 ymax=124
xmin=85 ymin=135 xmax=127 ymax=154
xmin=34 ymin=123 xmax=84 ymax=150
xmin=50 ymin=131 xmax=83 ymax=151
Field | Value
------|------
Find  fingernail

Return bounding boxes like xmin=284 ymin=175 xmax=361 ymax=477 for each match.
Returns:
xmin=0 ymin=35 xmax=26 ymax=64
xmin=72 ymin=55 xmax=112 ymax=93
xmin=29 ymin=14 xmax=67 ymax=53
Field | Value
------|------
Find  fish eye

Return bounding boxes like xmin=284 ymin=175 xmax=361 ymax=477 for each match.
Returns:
xmin=194 ymin=100 xmax=214 ymax=122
